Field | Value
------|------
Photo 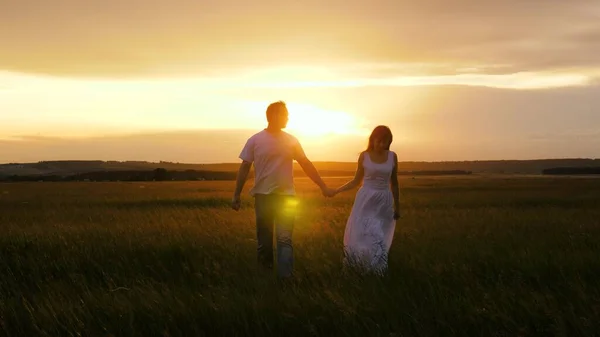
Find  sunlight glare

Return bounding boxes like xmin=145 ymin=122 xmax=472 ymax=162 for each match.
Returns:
xmin=238 ymin=100 xmax=368 ymax=139
xmin=285 ymin=103 xmax=357 ymax=137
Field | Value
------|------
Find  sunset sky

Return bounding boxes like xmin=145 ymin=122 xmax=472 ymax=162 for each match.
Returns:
xmin=1 ymin=0 xmax=599 ymax=163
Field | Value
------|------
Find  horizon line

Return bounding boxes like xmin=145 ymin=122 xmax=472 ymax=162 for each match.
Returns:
xmin=2 ymin=157 xmax=599 ymax=166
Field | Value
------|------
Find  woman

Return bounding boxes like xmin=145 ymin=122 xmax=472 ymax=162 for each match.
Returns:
xmin=332 ymin=125 xmax=400 ymax=275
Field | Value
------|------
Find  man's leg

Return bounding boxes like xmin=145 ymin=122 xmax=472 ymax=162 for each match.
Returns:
xmin=254 ymin=194 xmax=274 ymax=271
xmin=275 ymin=195 xmax=297 ymax=278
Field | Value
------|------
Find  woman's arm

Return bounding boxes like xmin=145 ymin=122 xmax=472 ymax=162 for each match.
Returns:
xmin=335 ymin=152 xmax=365 ymax=195
xmin=391 ymin=152 xmax=400 ymax=219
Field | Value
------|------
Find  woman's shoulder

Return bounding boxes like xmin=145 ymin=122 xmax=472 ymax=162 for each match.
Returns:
xmin=352 ymin=151 xmax=366 ymax=165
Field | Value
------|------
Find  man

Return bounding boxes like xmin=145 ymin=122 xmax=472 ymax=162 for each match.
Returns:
xmin=232 ymin=100 xmax=334 ymax=278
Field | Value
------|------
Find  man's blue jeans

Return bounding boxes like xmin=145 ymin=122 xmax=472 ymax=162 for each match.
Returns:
xmin=254 ymin=193 xmax=297 ymax=278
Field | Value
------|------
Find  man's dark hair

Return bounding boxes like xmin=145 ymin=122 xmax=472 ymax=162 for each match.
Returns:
xmin=266 ymin=101 xmax=288 ymax=123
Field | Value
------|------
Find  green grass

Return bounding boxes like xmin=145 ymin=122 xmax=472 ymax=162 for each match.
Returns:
xmin=1 ymin=176 xmax=600 ymax=336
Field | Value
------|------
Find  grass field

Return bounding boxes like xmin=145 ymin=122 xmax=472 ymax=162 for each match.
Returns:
xmin=1 ymin=176 xmax=600 ymax=336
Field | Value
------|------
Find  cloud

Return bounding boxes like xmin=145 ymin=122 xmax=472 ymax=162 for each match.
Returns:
xmin=230 ymin=71 xmax=591 ymax=90
xmin=530 ymin=129 xmax=600 ymax=142
xmin=1 ymin=0 xmax=599 ymax=77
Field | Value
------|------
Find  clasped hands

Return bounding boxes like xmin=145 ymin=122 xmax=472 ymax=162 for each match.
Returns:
xmin=321 ymin=186 xmax=338 ymax=198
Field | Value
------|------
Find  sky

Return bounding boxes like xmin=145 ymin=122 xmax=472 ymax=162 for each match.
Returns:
xmin=1 ymin=0 xmax=600 ymax=163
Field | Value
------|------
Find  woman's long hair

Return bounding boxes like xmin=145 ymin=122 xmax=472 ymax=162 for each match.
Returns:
xmin=366 ymin=125 xmax=393 ymax=151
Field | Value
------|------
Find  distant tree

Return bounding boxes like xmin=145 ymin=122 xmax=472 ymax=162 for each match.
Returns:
xmin=153 ymin=168 xmax=169 ymax=181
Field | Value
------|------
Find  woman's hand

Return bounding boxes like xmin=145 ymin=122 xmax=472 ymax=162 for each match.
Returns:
xmin=393 ymin=209 xmax=401 ymax=220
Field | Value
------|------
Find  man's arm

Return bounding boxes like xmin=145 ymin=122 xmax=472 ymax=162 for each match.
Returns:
xmin=234 ymin=161 xmax=252 ymax=197
xmin=296 ymin=156 xmax=328 ymax=191
xmin=232 ymin=137 xmax=255 ymax=210
xmin=293 ymin=138 xmax=331 ymax=194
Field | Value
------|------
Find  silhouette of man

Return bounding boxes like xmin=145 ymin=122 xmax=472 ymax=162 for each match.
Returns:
xmin=232 ymin=100 xmax=334 ymax=278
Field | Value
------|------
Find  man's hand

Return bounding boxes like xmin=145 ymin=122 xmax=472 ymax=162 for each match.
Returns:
xmin=231 ymin=194 xmax=241 ymax=211
xmin=232 ymin=161 xmax=251 ymax=211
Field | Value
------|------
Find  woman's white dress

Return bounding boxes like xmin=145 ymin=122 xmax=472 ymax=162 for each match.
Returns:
xmin=343 ymin=150 xmax=397 ymax=274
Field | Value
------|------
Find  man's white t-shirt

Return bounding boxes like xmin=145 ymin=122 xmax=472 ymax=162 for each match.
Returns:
xmin=239 ymin=129 xmax=307 ymax=196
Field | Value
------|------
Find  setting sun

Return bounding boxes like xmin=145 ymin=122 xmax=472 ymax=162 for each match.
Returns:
xmin=285 ymin=103 xmax=364 ymax=138
xmin=238 ymin=100 xmax=368 ymax=141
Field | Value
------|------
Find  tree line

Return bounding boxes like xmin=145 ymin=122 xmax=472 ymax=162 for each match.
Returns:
xmin=0 ymin=168 xmax=474 ymax=182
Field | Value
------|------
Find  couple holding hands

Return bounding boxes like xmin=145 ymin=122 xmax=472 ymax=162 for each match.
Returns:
xmin=232 ymin=101 xmax=400 ymax=278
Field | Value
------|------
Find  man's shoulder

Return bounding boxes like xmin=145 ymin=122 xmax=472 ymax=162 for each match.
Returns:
xmin=247 ymin=130 xmax=267 ymax=141
xmin=249 ymin=130 xmax=301 ymax=145
xmin=281 ymin=131 xmax=301 ymax=143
